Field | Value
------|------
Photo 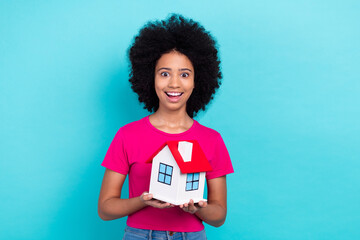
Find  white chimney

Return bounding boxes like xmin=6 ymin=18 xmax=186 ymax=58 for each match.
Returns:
xmin=178 ymin=141 xmax=193 ymax=162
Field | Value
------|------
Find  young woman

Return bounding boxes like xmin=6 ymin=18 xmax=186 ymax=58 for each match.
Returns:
xmin=98 ymin=13 xmax=234 ymax=240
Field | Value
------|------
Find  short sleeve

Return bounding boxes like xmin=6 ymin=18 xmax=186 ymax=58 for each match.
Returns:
xmin=101 ymin=128 xmax=129 ymax=175
xmin=206 ymin=133 xmax=234 ymax=179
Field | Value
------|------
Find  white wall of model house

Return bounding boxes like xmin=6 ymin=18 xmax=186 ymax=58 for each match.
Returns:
xmin=148 ymin=142 xmax=206 ymax=205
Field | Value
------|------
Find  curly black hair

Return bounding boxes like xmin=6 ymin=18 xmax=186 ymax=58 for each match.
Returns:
xmin=127 ymin=13 xmax=222 ymax=118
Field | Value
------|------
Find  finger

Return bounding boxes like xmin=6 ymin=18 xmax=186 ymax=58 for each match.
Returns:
xmin=158 ymin=202 xmax=171 ymax=208
xmin=198 ymin=201 xmax=207 ymax=208
xmin=188 ymin=200 xmax=196 ymax=212
xmin=144 ymin=199 xmax=162 ymax=207
xmin=159 ymin=201 xmax=173 ymax=208
xmin=149 ymin=200 xmax=172 ymax=209
xmin=181 ymin=206 xmax=189 ymax=212
xmin=143 ymin=193 xmax=153 ymax=200
xmin=180 ymin=204 xmax=188 ymax=211
xmin=188 ymin=200 xmax=195 ymax=210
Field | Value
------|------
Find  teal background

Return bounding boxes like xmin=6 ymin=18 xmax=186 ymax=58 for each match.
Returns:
xmin=1 ymin=0 xmax=359 ymax=239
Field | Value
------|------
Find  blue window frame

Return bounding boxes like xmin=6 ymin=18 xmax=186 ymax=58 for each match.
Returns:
xmin=158 ymin=163 xmax=173 ymax=185
xmin=186 ymin=173 xmax=200 ymax=191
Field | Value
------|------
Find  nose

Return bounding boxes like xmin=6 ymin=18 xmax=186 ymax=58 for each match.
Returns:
xmin=168 ymin=75 xmax=180 ymax=88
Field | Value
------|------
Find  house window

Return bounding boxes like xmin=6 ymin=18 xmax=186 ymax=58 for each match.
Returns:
xmin=158 ymin=163 xmax=173 ymax=185
xmin=186 ymin=173 xmax=200 ymax=191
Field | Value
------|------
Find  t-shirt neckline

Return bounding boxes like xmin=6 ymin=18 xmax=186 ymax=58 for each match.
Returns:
xmin=145 ymin=115 xmax=197 ymax=137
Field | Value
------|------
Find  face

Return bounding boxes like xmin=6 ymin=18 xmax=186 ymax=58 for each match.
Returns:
xmin=154 ymin=50 xmax=195 ymax=113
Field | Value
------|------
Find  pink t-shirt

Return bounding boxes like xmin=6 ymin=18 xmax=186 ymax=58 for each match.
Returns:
xmin=101 ymin=116 xmax=234 ymax=232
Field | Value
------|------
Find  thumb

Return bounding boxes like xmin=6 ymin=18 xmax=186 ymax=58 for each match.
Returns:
xmin=142 ymin=192 xmax=153 ymax=200
xmin=198 ymin=201 xmax=207 ymax=207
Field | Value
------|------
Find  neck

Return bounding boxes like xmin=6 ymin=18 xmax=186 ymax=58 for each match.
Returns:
xmin=153 ymin=108 xmax=191 ymax=125
xmin=150 ymin=106 xmax=193 ymax=129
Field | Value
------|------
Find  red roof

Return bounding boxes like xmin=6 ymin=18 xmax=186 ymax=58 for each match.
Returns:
xmin=146 ymin=140 xmax=213 ymax=174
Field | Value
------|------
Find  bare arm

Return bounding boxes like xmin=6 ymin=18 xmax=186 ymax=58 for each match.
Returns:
xmin=180 ymin=176 xmax=227 ymax=227
xmin=98 ymin=168 xmax=144 ymax=220
xmin=98 ymin=168 xmax=173 ymax=221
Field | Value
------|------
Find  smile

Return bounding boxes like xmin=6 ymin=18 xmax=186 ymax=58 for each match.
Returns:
xmin=165 ymin=92 xmax=183 ymax=97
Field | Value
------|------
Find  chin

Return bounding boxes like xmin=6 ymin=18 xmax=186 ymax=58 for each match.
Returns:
xmin=161 ymin=103 xmax=187 ymax=113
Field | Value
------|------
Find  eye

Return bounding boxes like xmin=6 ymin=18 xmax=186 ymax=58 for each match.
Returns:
xmin=161 ymin=72 xmax=169 ymax=77
xmin=181 ymin=72 xmax=189 ymax=78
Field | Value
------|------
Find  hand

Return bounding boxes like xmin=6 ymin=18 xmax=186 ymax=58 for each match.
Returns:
xmin=139 ymin=192 xmax=174 ymax=209
xmin=179 ymin=199 xmax=207 ymax=214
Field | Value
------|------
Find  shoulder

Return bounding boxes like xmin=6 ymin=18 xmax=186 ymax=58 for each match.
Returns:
xmin=196 ymin=121 xmax=219 ymax=134
xmin=121 ymin=117 xmax=145 ymax=130
xmin=194 ymin=120 xmax=222 ymax=140
xmin=116 ymin=116 xmax=148 ymax=137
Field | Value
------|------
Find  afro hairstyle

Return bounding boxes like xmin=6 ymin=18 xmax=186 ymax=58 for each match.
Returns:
xmin=127 ymin=13 xmax=222 ymax=118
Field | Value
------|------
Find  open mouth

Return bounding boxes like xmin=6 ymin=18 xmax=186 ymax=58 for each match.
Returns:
xmin=165 ymin=92 xmax=183 ymax=97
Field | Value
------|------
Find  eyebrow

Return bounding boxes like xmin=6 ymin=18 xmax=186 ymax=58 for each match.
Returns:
xmin=157 ymin=67 xmax=192 ymax=72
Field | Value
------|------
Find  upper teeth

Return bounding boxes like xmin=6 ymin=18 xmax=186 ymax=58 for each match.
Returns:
xmin=167 ymin=92 xmax=182 ymax=96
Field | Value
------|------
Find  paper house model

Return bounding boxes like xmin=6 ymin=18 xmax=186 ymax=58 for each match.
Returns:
xmin=146 ymin=140 xmax=212 ymax=205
